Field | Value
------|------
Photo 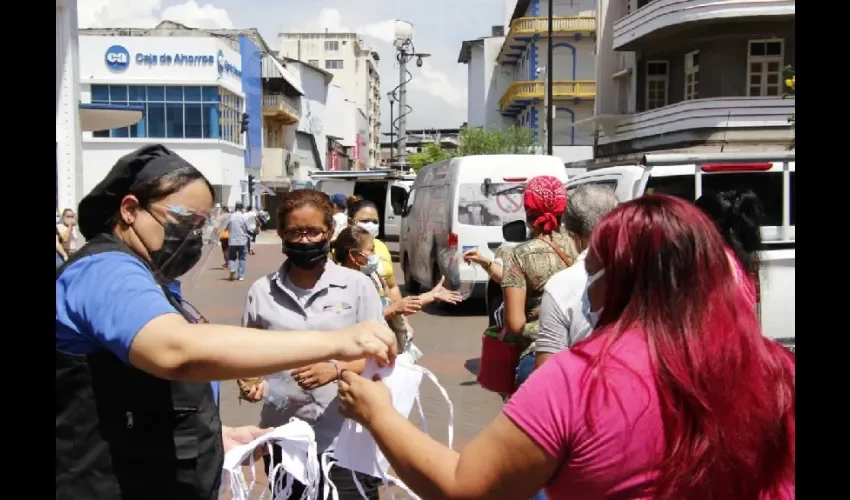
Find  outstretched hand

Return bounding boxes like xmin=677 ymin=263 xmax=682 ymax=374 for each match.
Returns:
xmin=431 ymin=276 xmax=464 ymax=304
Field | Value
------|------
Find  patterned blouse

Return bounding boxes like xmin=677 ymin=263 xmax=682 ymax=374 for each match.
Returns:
xmin=501 ymin=231 xmax=581 ymax=357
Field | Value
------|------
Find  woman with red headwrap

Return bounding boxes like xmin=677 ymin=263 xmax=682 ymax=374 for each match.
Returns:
xmin=501 ymin=175 xmax=580 ymax=393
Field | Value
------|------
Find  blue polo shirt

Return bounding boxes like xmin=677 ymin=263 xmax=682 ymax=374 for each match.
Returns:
xmin=56 ymin=251 xmax=220 ymax=405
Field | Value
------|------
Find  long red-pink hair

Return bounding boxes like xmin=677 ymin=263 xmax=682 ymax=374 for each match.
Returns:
xmin=578 ymin=194 xmax=794 ymax=499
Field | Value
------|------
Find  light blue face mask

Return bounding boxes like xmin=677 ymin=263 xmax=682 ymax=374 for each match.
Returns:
xmin=585 ymin=268 xmax=606 ymax=327
xmin=358 ymin=253 xmax=381 ymax=275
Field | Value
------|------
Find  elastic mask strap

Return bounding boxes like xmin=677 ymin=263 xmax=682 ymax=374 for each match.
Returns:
xmin=413 ymin=365 xmax=455 ymax=448
xmin=587 ymin=268 xmax=605 ymax=286
xmin=321 ymin=451 xmax=340 ymax=500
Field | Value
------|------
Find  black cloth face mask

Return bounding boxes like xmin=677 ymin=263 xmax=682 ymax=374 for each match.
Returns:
xmin=145 ymin=211 xmax=204 ymax=279
xmin=283 ymin=240 xmax=330 ymax=270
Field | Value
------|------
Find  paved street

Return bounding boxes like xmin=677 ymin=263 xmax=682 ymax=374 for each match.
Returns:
xmin=183 ymin=231 xmax=503 ymax=498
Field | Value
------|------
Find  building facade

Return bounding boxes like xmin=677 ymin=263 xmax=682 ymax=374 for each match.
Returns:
xmin=460 ymin=0 xmax=597 ymax=163
xmin=77 ymin=34 xmax=260 ymax=208
xmin=278 ymin=32 xmax=381 ymax=168
xmin=594 ymin=0 xmax=796 ymax=156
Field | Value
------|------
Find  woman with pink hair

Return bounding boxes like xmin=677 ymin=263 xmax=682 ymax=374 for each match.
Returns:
xmin=337 ymin=194 xmax=795 ymax=500
xmin=501 ymin=175 xmax=580 ymax=391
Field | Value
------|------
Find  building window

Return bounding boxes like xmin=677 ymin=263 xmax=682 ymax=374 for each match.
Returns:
xmin=325 ymin=59 xmax=344 ymax=70
xmin=308 ymin=59 xmax=319 ymax=66
xmin=90 ymin=85 xmax=243 ymax=144
xmin=747 ymin=39 xmax=784 ymax=97
xmin=324 ymin=40 xmax=339 ymax=51
xmin=684 ymin=51 xmax=699 ymax=101
xmin=645 ymin=60 xmax=669 ymax=110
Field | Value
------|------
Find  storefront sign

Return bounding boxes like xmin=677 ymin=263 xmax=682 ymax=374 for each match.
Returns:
xmin=354 ymin=134 xmax=361 ymax=160
xmin=103 ymin=44 xmax=241 ymax=79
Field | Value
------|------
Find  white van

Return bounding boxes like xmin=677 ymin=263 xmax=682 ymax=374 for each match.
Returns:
xmin=312 ymin=170 xmax=415 ymax=242
xmin=564 ymin=152 xmax=795 ymax=349
xmin=400 ymin=154 xmax=568 ymax=298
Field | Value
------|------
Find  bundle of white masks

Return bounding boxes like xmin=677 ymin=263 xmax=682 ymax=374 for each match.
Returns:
xmin=331 ymin=352 xmax=454 ymax=500
xmin=221 ymin=355 xmax=454 ymax=500
xmin=221 ymin=418 xmax=321 ymax=500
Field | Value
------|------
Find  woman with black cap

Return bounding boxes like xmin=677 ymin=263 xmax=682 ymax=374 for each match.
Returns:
xmin=55 ymin=145 xmax=397 ymax=500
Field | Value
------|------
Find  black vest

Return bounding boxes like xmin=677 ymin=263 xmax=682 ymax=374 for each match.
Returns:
xmin=56 ymin=234 xmax=223 ymax=499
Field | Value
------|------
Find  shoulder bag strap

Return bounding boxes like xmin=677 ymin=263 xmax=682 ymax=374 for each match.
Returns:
xmin=536 ymin=236 xmax=574 ymax=268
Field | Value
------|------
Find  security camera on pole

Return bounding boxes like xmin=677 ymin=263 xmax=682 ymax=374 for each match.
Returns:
xmin=390 ymin=20 xmax=430 ymax=171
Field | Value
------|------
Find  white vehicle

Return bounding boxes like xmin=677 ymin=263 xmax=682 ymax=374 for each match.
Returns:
xmin=311 ymin=170 xmax=416 ymax=242
xmin=486 ymin=152 xmax=795 ymax=349
xmin=400 ymin=155 xmax=568 ymax=298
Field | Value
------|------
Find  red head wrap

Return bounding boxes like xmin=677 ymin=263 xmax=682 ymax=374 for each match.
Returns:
xmin=523 ymin=175 xmax=567 ymax=233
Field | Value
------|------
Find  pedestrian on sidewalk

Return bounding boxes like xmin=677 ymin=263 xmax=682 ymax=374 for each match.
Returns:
xmin=330 ymin=193 xmax=349 ymax=242
xmin=56 ymin=144 xmax=399 ymax=500
xmin=226 ymin=202 xmax=250 ymax=281
xmin=246 ymin=205 xmax=258 ymax=255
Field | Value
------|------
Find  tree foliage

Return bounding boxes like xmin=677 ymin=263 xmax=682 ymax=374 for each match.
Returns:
xmin=408 ymin=126 xmax=537 ymax=172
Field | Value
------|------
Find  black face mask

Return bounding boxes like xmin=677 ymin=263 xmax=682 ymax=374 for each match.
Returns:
xmin=283 ymin=240 xmax=330 ymax=270
xmin=148 ymin=220 xmax=204 ymax=279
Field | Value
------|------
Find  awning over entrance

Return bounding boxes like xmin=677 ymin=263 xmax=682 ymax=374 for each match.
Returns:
xmin=79 ymin=103 xmax=144 ymax=132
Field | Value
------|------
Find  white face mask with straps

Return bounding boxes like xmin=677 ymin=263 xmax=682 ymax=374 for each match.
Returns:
xmin=221 ymin=353 xmax=453 ymax=500
xmin=221 ymin=418 xmax=321 ymax=500
xmin=331 ymin=351 xmax=453 ymax=500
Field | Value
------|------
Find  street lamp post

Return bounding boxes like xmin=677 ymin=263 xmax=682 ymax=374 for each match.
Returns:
xmin=393 ymin=20 xmax=429 ymax=171
xmin=387 ymin=91 xmax=396 ymax=164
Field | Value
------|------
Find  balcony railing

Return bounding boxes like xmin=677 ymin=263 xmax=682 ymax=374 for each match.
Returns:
xmin=613 ymin=0 xmax=795 ymax=51
xmin=498 ymin=16 xmax=596 ymax=64
xmin=500 ymin=80 xmax=596 ymax=113
xmin=262 ymin=94 xmax=300 ymax=124
xmin=597 ymin=97 xmax=795 ymax=145
xmin=511 ymin=16 xmax=596 ymax=35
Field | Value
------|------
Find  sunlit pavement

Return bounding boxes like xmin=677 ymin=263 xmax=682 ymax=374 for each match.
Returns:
xmin=183 ymin=232 xmax=504 ymax=498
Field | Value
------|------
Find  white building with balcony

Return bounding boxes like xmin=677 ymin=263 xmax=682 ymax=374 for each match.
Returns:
xmin=279 ymin=31 xmax=381 ymax=169
xmin=460 ymin=0 xmax=598 ymax=163
xmin=594 ymin=0 xmax=796 ymax=156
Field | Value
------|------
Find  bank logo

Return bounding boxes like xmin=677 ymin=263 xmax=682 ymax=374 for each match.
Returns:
xmin=105 ymin=45 xmax=130 ymax=71
xmin=216 ymin=49 xmax=225 ymax=75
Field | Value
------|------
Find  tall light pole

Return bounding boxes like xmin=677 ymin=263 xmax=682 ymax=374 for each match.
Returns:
xmin=546 ymin=0 xmax=554 ymax=155
xmin=387 ymin=91 xmax=395 ymax=164
xmin=392 ymin=20 xmax=429 ymax=171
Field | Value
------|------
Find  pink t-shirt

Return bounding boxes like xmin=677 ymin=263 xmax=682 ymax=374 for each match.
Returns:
xmin=504 ymin=329 xmax=662 ymax=499
xmin=504 ymin=329 xmax=794 ymax=499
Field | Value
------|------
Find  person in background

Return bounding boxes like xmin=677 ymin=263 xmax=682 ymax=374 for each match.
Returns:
xmin=337 ymin=194 xmax=795 ymax=500
xmin=330 ymin=193 xmax=350 ymax=241
xmin=501 ymin=176 xmax=579 ymax=392
xmin=57 ymin=208 xmax=79 ymax=257
xmin=535 ymin=185 xmax=619 ymax=368
xmin=217 ymin=206 xmax=231 ymax=267
xmin=226 ymin=202 xmax=250 ymax=281
xmin=56 ymin=145 xmax=398 ymax=499
xmin=347 ymin=196 xmax=410 ymax=307
xmin=695 ymin=189 xmax=762 ymax=308
xmin=56 ymin=225 xmax=69 ymax=269
xmin=246 ymin=205 xmax=258 ymax=255
xmin=333 ymin=225 xmax=462 ymax=357
xmin=239 ymin=190 xmax=385 ymax=499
